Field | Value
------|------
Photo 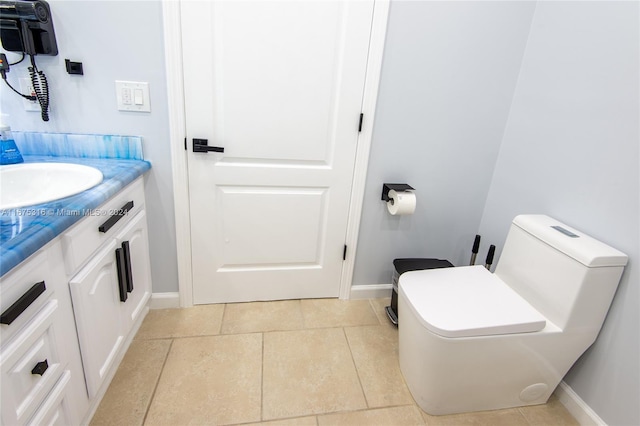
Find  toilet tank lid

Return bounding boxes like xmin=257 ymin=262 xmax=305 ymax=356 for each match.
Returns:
xmin=513 ymin=215 xmax=628 ymax=268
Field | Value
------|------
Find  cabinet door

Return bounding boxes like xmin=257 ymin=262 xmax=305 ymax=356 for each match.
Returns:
xmin=68 ymin=241 xmax=124 ymax=399
xmin=116 ymin=210 xmax=152 ymax=330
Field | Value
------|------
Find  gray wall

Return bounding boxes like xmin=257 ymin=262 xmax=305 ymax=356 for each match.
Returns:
xmin=352 ymin=1 xmax=537 ymax=285
xmin=477 ymin=2 xmax=639 ymax=425
xmin=356 ymin=1 xmax=638 ymax=423
xmin=0 ymin=1 xmax=179 ymax=293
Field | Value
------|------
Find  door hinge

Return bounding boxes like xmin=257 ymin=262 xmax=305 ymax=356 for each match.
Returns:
xmin=358 ymin=113 xmax=364 ymax=132
xmin=343 ymin=244 xmax=347 ymax=260
xmin=184 ymin=137 xmax=187 ymax=151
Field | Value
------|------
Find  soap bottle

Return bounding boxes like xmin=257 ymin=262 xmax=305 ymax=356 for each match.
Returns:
xmin=0 ymin=124 xmax=24 ymax=165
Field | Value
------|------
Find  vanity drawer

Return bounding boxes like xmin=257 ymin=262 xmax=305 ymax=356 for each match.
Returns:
xmin=0 ymin=250 xmax=54 ymax=346
xmin=0 ymin=300 xmax=65 ymax=426
xmin=62 ymin=178 xmax=145 ymax=275
xmin=27 ymin=370 xmax=71 ymax=426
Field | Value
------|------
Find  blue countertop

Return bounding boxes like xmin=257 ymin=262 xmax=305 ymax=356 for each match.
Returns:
xmin=1 ymin=155 xmax=151 ymax=277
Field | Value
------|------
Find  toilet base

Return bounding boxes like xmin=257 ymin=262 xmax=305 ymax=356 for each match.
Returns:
xmin=398 ymin=289 xmax=574 ymax=416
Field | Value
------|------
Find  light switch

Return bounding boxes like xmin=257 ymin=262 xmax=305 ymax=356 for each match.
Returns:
xmin=115 ymin=81 xmax=150 ymax=112
xmin=133 ymin=89 xmax=144 ymax=105
xmin=122 ymin=88 xmax=132 ymax=105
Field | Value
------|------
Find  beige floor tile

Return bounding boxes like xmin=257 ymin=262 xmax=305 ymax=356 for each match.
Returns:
xmin=90 ymin=339 xmax=171 ymax=426
xmin=517 ymin=395 xmax=579 ymax=425
xmin=421 ymin=407 xmax=530 ymax=426
xmin=344 ymin=325 xmax=413 ymax=408
xmin=318 ymin=405 xmax=425 ymax=426
xmin=135 ymin=305 xmax=224 ymax=339
xmin=94 ymin=300 xmax=582 ymax=426
xmin=263 ymin=328 xmax=367 ymax=420
xmin=245 ymin=416 xmax=318 ymax=426
xmin=144 ymin=334 xmax=262 ymax=425
xmin=368 ymin=297 xmax=394 ymax=327
xmin=221 ymin=300 xmax=304 ymax=334
xmin=300 ymin=299 xmax=380 ymax=328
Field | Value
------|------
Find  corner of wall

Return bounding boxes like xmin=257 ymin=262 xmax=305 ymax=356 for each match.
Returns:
xmin=555 ymin=381 xmax=607 ymax=426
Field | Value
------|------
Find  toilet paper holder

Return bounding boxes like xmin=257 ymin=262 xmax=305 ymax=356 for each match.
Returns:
xmin=382 ymin=183 xmax=414 ymax=201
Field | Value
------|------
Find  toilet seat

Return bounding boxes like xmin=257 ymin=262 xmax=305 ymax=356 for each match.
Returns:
xmin=399 ymin=265 xmax=546 ymax=338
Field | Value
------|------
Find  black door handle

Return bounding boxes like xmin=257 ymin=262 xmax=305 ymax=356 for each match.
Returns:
xmin=193 ymin=138 xmax=224 ymax=153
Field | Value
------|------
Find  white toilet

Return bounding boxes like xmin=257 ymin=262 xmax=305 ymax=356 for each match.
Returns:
xmin=398 ymin=215 xmax=628 ymax=415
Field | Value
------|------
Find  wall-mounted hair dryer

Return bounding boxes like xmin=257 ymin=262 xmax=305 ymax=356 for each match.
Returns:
xmin=0 ymin=0 xmax=57 ymax=56
xmin=0 ymin=1 xmax=57 ymax=121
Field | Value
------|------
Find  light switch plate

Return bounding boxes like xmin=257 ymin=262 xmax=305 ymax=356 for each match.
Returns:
xmin=115 ymin=81 xmax=151 ymax=112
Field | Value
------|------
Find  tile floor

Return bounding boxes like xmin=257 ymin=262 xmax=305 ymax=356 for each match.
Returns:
xmin=90 ymin=298 xmax=578 ymax=426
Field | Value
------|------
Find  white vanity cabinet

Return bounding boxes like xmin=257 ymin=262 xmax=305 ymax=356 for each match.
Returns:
xmin=67 ymin=177 xmax=151 ymax=403
xmin=0 ymin=242 xmax=88 ymax=426
xmin=1 ymin=176 xmax=152 ymax=425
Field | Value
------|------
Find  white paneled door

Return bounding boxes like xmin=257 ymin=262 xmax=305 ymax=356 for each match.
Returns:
xmin=181 ymin=0 xmax=375 ymax=304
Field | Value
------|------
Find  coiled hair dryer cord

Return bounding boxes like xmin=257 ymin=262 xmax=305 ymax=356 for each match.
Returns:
xmin=28 ymin=55 xmax=50 ymax=122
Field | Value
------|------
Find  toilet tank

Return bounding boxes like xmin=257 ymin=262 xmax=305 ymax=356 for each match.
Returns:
xmin=494 ymin=215 xmax=627 ymax=332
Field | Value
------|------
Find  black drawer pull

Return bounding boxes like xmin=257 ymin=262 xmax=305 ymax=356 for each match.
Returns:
xmin=98 ymin=201 xmax=134 ymax=233
xmin=115 ymin=248 xmax=128 ymax=303
xmin=31 ymin=359 xmax=49 ymax=376
xmin=122 ymin=241 xmax=134 ymax=293
xmin=1 ymin=281 xmax=46 ymax=325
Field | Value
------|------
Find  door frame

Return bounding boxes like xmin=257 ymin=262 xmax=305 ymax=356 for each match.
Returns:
xmin=162 ymin=0 xmax=390 ymax=307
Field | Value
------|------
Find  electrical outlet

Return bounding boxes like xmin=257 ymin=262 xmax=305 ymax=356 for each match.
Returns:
xmin=19 ymin=78 xmax=40 ymax=112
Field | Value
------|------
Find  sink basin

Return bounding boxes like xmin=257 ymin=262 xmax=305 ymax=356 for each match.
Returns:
xmin=0 ymin=163 xmax=103 ymax=210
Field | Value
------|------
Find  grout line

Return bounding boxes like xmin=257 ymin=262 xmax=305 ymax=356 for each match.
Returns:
xmin=308 ymin=404 xmax=425 ymax=425
xmin=218 ymin=302 xmax=228 ymax=334
xmin=228 ymin=414 xmax=320 ymax=426
xmin=368 ymin=298 xmax=385 ymax=325
xmin=146 ymin=323 xmax=386 ymax=341
xmin=142 ymin=338 xmax=174 ymax=425
xmin=261 ymin=331 xmax=265 ymax=422
xmin=516 ymin=406 xmax=534 ymax=426
xmin=296 ymin=299 xmax=306 ymax=329
xmin=341 ymin=326 xmax=371 ymax=409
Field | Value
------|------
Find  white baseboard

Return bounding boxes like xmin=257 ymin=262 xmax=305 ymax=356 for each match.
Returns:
xmin=554 ymin=381 xmax=606 ymax=426
xmin=349 ymin=284 xmax=393 ymax=300
xmin=150 ymin=292 xmax=181 ymax=309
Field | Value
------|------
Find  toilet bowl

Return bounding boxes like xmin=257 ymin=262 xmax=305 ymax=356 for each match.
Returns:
xmin=398 ymin=215 xmax=627 ymax=415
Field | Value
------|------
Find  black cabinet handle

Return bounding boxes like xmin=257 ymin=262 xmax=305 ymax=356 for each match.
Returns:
xmin=1 ymin=281 xmax=46 ymax=325
xmin=193 ymin=138 xmax=224 ymax=153
xmin=115 ymin=248 xmax=128 ymax=303
xmin=122 ymin=241 xmax=134 ymax=293
xmin=98 ymin=201 xmax=134 ymax=233
xmin=31 ymin=359 xmax=49 ymax=376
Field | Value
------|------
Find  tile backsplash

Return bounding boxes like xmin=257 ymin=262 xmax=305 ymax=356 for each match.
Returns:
xmin=13 ymin=131 xmax=144 ymax=160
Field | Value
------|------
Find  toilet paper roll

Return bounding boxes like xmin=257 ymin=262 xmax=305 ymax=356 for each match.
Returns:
xmin=387 ymin=189 xmax=416 ymax=215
